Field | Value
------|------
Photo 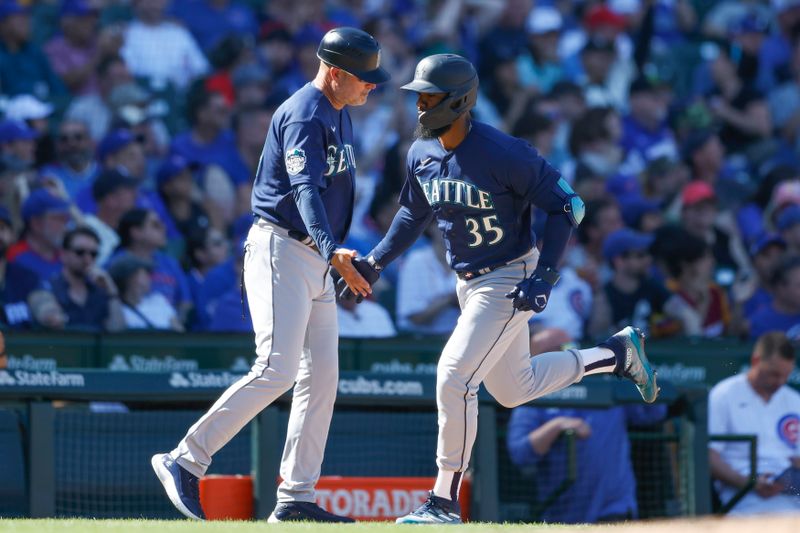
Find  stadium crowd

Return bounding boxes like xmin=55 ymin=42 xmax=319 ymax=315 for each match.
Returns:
xmin=1 ymin=0 xmax=800 ymax=344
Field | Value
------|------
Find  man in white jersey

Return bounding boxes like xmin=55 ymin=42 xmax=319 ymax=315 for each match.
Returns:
xmin=709 ymin=331 xmax=800 ymax=515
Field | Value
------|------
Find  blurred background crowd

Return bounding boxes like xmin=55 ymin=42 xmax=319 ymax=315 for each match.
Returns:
xmin=2 ymin=0 xmax=800 ymax=345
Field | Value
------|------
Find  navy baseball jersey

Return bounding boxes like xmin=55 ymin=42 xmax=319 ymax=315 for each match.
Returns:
xmin=400 ymin=121 xmax=561 ymax=272
xmin=251 ymin=83 xmax=355 ymax=241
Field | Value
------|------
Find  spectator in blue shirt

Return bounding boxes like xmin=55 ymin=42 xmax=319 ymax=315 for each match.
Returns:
xmin=48 ymin=227 xmax=124 ymax=332
xmin=741 ymin=234 xmax=787 ymax=320
xmin=114 ymin=208 xmax=192 ymax=326
xmin=620 ymin=76 xmax=678 ymax=177
xmin=749 ymin=255 xmax=800 ymax=340
xmin=40 ymin=119 xmax=99 ymax=201
xmin=8 ymin=189 xmax=71 ymax=281
xmin=170 ymin=85 xmax=242 ymax=225
xmin=0 ymin=0 xmax=65 ymax=99
xmin=507 ymin=401 xmax=667 ymax=523
xmin=0 ymin=206 xmax=48 ymax=329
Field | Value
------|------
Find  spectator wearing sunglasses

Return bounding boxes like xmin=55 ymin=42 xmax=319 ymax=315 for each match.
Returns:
xmin=48 ymin=226 xmax=124 ymax=332
xmin=40 ymin=119 xmax=98 ymax=201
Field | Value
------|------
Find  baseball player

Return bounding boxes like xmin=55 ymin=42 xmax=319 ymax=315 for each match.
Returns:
xmin=151 ymin=27 xmax=389 ymax=522
xmin=337 ymin=54 xmax=659 ymax=524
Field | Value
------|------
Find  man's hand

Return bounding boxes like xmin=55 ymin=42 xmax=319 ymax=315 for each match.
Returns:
xmin=332 ymin=257 xmax=381 ymax=303
xmin=505 ymin=266 xmax=559 ymax=313
xmin=559 ymin=417 xmax=592 ymax=439
xmin=754 ymin=474 xmax=784 ymax=499
xmin=330 ymin=249 xmax=371 ymax=300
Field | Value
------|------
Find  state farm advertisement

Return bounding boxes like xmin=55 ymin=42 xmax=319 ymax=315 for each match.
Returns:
xmin=313 ymin=476 xmax=471 ymax=522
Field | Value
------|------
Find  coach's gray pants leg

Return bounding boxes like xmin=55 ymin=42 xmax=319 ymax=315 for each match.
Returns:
xmin=436 ymin=251 xmax=584 ymax=474
xmin=171 ymin=222 xmax=337 ymax=504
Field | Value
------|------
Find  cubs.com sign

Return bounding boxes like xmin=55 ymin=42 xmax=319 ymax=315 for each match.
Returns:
xmin=312 ymin=476 xmax=470 ymax=522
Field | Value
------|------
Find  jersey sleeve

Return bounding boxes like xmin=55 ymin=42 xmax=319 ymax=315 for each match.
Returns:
xmin=506 ymin=406 xmax=544 ymax=467
xmin=398 ymin=152 xmax=434 ymax=218
xmin=281 ymin=119 xmax=328 ymax=188
xmin=708 ymin=383 xmax=731 ymax=453
xmin=501 ymin=140 xmax=562 ymax=209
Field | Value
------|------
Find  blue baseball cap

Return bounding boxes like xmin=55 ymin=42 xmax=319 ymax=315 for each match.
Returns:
xmin=777 ymin=205 xmax=800 ymax=232
xmin=96 ymin=129 xmax=135 ymax=162
xmin=0 ymin=0 xmax=28 ymax=19
xmin=603 ymin=228 xmax=654 ymax=261
xmin=156 ymin=154 xmax=193 ymax=186
xmin=0 ymin=119 xmax=37 ymax=144
xmin=619 ymin=196 xmax=662 ymax=229
xmin=60 ymin=0 xmax=97 ymax=17
xmin=21 ymin=189 xmax=71 ymax=222
xmin=749 ymin=233 xmax=786 ymax=256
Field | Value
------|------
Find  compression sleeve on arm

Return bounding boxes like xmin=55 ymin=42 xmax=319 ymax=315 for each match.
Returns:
xmin=537 ymin=212 xmax=574 ymax=271
xmin=369 ymin=206 xmax=433 ymax=268
xmin=292 ymin=183 xmax=339 ymax=262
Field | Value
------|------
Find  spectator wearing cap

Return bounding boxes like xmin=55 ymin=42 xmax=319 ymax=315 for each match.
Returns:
xmin=168 ymin=0 xmax=257 ymax=53
xmin=43 ymin=0 xmax=123 ymax=96
xmin=5 ymin=93 xmax=56 ymax=167
xmin=749 ymin=255 xmax=800 ymax=340
xmin=680 ymin=181 xmax=752 ymax=289
xmin=65 ymin=55 xmax=135 ymax=142
xmin=48 ymin=227 xmax=124 ymax=332
xmin=228 ymin=105 xmax=274 ymax=216
xmin=74 ymin=128 xmax=143 ymax=215
xmin=517 ymin=6 xmax=565 ymax=95
xmin=231 ymin=63 xmax=270 ymax=109
xmin=620 ymin=76 xmax=678 ymax=177
xmin=114 ymin=208 xmax=192 ymax=326
xmin=170 ymin=85 xmax=240 ymax=224
xmin=0 ymin=205 xmax=51 ymax=329
xmin=739 ymin=234 xmax=788 ymax=320
xmin=589 ymin=228 xmax=692 ymax=338
xmin=7 ymin=189 xmax=71 ymax=281
xmin=680 ymin=128 xmax=748 ymax=208
xmin=156 ymin=154 xmax=210 ymax=241
xmin=0 ymin=119 xmax=37 ymax=169
xmin=120 ymin=0 xmax=209 ymax=91
xmin=619 ymin=196 xmax=664 ymax=233
xmin=0 ymin=0 xmax=65 ymax=98
xmin=778 ymin=205 xmax=800 ymax=255
xmin=40 ymin=119 xmax=99 ymax=201
xmin=662 ymin=230 xmax=734 ymax=337
xmin=108 ymin=254 xmax=182 ymax=331
xmin=81 ymin=169 xmax=138 ymax=265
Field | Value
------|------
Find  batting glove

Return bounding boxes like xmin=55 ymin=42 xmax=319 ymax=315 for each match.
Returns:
xmin=332 ymin=257 xmax=381 ymax=304
xmin=505 ymin=266 xmax=560 ymax=313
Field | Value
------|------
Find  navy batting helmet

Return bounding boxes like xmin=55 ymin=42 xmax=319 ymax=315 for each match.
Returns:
xmin=401 ymin=54 xmax=478 ymax=129
xmin=317 ymin=27 xmax=390 ymax=84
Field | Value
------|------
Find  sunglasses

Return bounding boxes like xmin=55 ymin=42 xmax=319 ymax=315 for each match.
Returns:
xmin=70 ymin=248 xmax=99 ymax=258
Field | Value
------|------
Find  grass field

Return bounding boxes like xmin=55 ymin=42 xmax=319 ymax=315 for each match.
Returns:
xmin=1 ymin=516 xmax=799 ymax=533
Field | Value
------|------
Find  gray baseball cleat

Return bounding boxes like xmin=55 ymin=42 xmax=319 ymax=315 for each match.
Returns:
xmin=396 ymin=492 xmax=462 ymax=524
xmin=151 ymin=453 xmax=205 ymax=520
xmin=604 ymin=326 xmax=660 ymax=403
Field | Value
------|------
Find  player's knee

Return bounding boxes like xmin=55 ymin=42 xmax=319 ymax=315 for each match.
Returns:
xmin=485 ymin=385 xmax=524 ymax=408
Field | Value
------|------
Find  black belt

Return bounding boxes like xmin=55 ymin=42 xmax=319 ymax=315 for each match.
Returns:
xmin=256 ymin=217 xmax=318 ymax=250
xmin=456 ymin=264 xmax=503 ymax=281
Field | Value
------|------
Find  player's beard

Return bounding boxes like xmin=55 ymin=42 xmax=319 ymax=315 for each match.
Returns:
xmin=414 ymin=122 xmax=451 ymax=140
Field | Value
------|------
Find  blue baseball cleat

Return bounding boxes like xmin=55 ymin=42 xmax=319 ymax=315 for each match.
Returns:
xmin=268 ymin=501 xmax=355 ymax=523
xmin=151 ymin=453 xmax=205 ymax=520
xmin=605 ymin=326 xmax=660 ymax=403
xmin=396 ymin=492 xmax=462 ymax=524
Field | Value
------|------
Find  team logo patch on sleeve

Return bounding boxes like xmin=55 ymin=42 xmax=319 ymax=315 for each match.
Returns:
xmin=285 ymin=148 xmax=306 ymax=175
